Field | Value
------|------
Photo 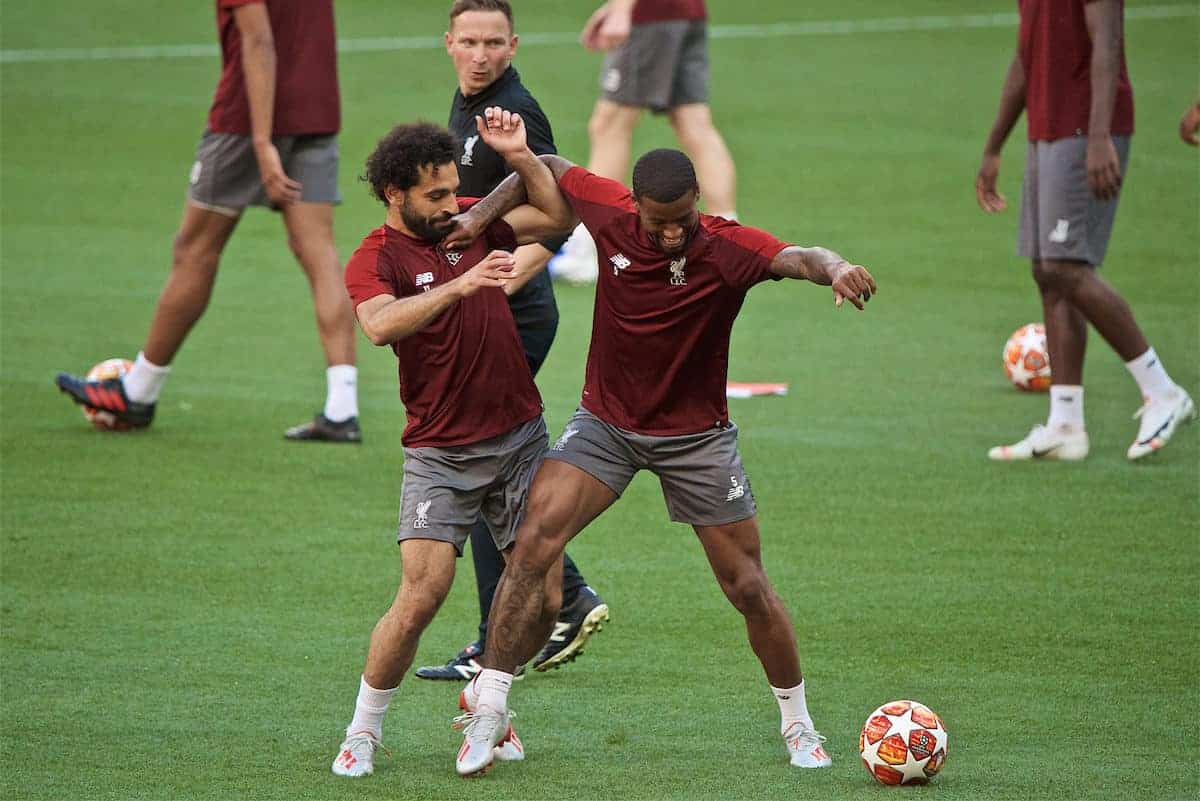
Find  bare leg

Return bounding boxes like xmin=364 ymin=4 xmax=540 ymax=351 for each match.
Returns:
xmin=141 ymin=203 xmax=241 ymax=365
xmin=1034 ymin=258 xmax=1149 ymax=364
xmin=587 ymin=99 xmax=642 ymax=181
xmin=694 ymin=516 xmax=801 ymax=688
xmin=667 ymin=103 xmax=737 ymax=216
xmin=362 ymin=539 xmax=457 ymax=689
xmin=483 ymin=461 xmax=618 ymax=672
xmin=282 ymin=202 xmax=356 ymax=367
xmin=1034 ymin=260 xmax=1088 ymax=386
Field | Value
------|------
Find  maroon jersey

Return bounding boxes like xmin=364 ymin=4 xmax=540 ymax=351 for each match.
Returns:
xmin=632 ymin=0 xmax=707 ymax=24
xmin=1018 ymin=0 xmax=1134 ymax=141
xmin=343 ymin=202 xmax=542 ymax=448
xmin=559 ymin=167 xmax=786 ymax=436
xmin=208 ymin=0 xmax=341 ymax=136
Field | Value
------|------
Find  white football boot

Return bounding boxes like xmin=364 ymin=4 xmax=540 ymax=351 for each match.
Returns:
xmin=783 ymin=722 xmax=832 ymax=768
xmin=454 ymin=705 xmax=513 ymax=777
xmin=988 ymin=423 xmax=1089 ymax=461
xmin=331 ymin=731 xmax=382 ymax=777
xmin=459 ymin=682 xmax=524 ymax=762
xmin=1127 ymin=389 xmax=1196 ymax=460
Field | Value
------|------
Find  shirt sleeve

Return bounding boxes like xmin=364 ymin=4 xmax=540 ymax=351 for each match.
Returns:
xmin=344 ymin=240 xmax=402 ymax=307
xmin=559 ymin=166 xmax=635 ymax=236
xmin=706 ymin=217 xmax=789 ymax=292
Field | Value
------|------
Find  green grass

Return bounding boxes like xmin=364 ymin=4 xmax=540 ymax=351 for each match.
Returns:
xmin=2 ymin=1 xmax=1198 ymax=799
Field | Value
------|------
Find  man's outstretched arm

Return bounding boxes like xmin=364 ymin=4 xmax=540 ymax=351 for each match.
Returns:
xmin=768 ymin=246 xmax=877 ymax=310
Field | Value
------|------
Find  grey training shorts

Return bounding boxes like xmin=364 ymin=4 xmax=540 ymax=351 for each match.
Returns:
xmin=186 ymin=130 xmax=341 ymax=216
xmin=600 ymin=20 xmax=709 ymax=112
xmin=397 ymin=416 xmax=548 ymax=555
xmin=545 ymin=407 xmax=758 ymax=527
xmin=1018 ymin=135 xmax=1130 ymax=266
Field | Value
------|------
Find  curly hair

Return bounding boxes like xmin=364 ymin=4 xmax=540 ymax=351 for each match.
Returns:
xmin=632 ymin=148 xmax=699 ymax=203
xmin=362 ymin=123 xmax=459 ymax=205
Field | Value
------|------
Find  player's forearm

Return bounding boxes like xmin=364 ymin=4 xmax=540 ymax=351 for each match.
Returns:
xmin=235 ymin=10 xmax=277 ymax=148
xmin=984 ymin=56 xmax=1026 ymax=156
xmin=768 ymin=246 xmax=849 ymax=284
xmin=468 ymin=171 xmax=529 ymax=233
xmin=502 ymin=244 xmax=553 ymax=296
xmin=358 ymin=285 xmax=465 ymax=345
xmin=505 ymin=151 xmax=574 ymax=231
xmin=1086 ymin=14 xmax=1121 ymax=139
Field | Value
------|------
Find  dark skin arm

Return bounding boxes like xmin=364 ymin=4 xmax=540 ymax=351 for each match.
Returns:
xmin=232 ymin=3 xmax=301 ymax=207
xmin=976 ymin=52 xmax=1026 ymax=214
xmin=768 ymin=247 xmax=877 ymax=310
xmin=443 ymin=154 xmax=577 ymax=251
xmin=1084 ymin=0 xmax=1124 ymax=201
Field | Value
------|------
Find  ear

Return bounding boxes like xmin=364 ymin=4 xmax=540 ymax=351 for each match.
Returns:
xmin=510 ymin=33 xmax=519 ymax=57
xmin=444 ymin=30 xmax=453 ymax=54
xmin=384 ymin=185 xmax=406 ymax=207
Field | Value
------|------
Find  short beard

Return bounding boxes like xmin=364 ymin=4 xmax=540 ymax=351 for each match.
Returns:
xmin=401 ymin=200 xmax=454 ymax=243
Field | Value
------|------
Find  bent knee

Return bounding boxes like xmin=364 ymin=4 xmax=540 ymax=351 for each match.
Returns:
xmin=1032 ymin=259 xmax=1090 ymax=293
xmin=724 ymin=573 xmax=777 ymax=617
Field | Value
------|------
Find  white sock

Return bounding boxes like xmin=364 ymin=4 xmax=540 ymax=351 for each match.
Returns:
xmin=1047 ymin=385 xmax=1085 ymax=429
xmin=123 ymin=351 xmax=170 ymax=404
xmin=1125 ymin=347 xmax=1177 ymax=403
xmin=346 ymin=676 xmax=398 ymax=739
xmin=324 ymin=364 xmax=358 ymax=422
xmin=475 ymin=668 xmax=513 ymax=714
xmin=771 ymin=681 xmax=813 ymax=733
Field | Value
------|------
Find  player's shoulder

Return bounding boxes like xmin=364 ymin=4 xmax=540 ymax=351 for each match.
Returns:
xmin=700 ymin=215 xmax=789 ymax=255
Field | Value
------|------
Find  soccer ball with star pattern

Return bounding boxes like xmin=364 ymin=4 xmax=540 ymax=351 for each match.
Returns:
xmin=1002 ymin=322 xmax=1052 ymax=392
xmin=859 ymin=700 xmax=947 ymax=786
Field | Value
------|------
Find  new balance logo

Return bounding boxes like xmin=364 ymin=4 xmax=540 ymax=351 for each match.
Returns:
xmin=461 ymin=135 xmax=479 ymax=166
xmin=444 ymin=251 xmax=463 ymax=265
xmin=416 ymin=271 xmax=435 ymax=286
xmin=414 ymin=500 xmax=432 ymax=529
xmin=1049 ymin=218 xmax=1070 ymax=243
xmin=726 ymin=476 xmax=745 ymax=502
xmin=552 ymin=427 xmax=578 ymax=451
xmin=609 ymin=253 xmax=631 ymax=276
xmin=548 ymin=619 xmax=571 ymax=643
xmin=669 ymin=257 xmax=687 ymax=286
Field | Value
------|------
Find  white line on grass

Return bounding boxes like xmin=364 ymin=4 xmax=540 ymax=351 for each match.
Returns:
xmin=1 ymin=5 xmax=1194 ymax=64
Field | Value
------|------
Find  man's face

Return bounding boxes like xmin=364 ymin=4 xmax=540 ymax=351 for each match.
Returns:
xmin=635 ymin=190 xmax=701 ymax=255
xmin=445 ymin=10 xmax=517 ymax=96
xmin=393 ymin=162 xmax=460 ymax=242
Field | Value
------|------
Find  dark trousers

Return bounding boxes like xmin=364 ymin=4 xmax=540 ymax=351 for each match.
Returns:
xmin=471 ymin=311 xmax=589 ymax=647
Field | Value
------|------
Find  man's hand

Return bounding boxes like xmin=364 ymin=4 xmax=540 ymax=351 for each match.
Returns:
xmin=831 ymin=262 xmax=877 ymax=310
xmin=975 ymin=153 xmax=1007 ymax=213
xmin=581 ymin=2 xmax=632 ymax=51
xmin=455 ymin=250 xmax=516 ymax=297
xmin=475 ymin=106 xmax=527 ymax=158
xmin=254 ymin=141 xmax=302 ymax=207
xmin=442 ymin=208 xmax=486 ymax=252
xmin=1086 ymin=135 xmax=1122 ymax=200
xmin=1180 ymin=102 xmax=1200 ymax=146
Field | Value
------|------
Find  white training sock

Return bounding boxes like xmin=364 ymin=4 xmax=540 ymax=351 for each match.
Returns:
xmin=346 ymin=676 xmax=398 ymax=739
xmin=1047 ymin=385 xmax=1085 ymax=429
xmin=771 ymin=681 xmax=813 ymax=733
xmin=324 ymin=364 xmax=358 ymax=423
xmin=1125 ymin=347 xmax=1177 ymax=404
xmin=475 ymin=668 xmax=513 ymax=714
xmin=123 ymin=352 xmax=170 ymax=404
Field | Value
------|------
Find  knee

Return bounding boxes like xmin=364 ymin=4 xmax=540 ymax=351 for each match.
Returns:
xmin=724 ymin=571 xmax=776 ymax=619
xmin=171 ymin=228 xmax=219 ymax=273
xmin=392 ymin=579 xmax=450 ymax=633
xmin=1032 ymin=260 xmax=1082 ymax=295
xmin=588 ymin=103 xmax=634 ymax=142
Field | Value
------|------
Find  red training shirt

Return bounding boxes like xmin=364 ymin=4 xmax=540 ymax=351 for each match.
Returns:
xmin=632 ymin=0 xmax=707 ymax=24
xmin=1018 ymin=0 xmax=1134 ymax=141
xmin=208 ymin=0 xmax=341 ymax=136
xmin=559 ymin=167 xmax=786 ymax=436
xmin=343 ymin=202 xmax=542 ymax=449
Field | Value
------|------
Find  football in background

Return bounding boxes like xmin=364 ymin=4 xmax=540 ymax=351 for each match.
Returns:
xmin=1003 ymin=323 xmax=1052 ymax=391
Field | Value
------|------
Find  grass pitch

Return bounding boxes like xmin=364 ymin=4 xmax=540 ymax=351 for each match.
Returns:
xmin=2 ymin=2 xmax=1197 ymax=799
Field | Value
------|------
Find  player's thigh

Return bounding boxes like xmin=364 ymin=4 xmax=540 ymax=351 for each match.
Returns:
xmin=517 ymin=458 xmax=620 ymax=559
xmin=589 ymin=98 xmax=642 ymax=137
xmin=282 ymin=133 xmax=341 ymax=205
xmin=480 ymin=417 xmax=550 ymax=552
xmin=667 ymin=21 xmax=709 ymax=109
xmin=599 ymin=21 xmax=689 ymax=112
xmin=281 ymin=200 xmax=336 ymax=263
xmin=396 ymin=445 xmax=490 ymax=557
xmin=186 ymin=130 xmax=263 ymax=217
xmin=543 ymin=407 xmax=640 ymax=505
xmin=647 ymin=423 xmax=758 ymax=528
xmin=692 ymin=515 xmax=767 ymax=591
xmin=174 ymin=202 xmax=241 ymax=264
